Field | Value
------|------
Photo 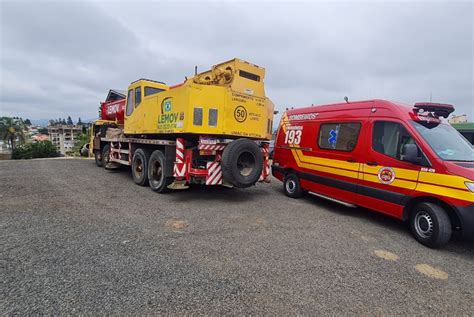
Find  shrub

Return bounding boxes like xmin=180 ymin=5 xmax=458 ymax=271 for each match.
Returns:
xmin=12 ymin=141 xmax=59 ymax=159
xmin=71 ymin=133 xmax=89 ymax=156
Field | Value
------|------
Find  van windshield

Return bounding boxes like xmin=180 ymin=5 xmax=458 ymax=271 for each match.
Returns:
xmin=411 ymin=121 xmax=474 ymax=162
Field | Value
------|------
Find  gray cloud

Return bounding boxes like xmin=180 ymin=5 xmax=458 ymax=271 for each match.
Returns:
xmin=0 ymin=0 xmax=472 ymax=122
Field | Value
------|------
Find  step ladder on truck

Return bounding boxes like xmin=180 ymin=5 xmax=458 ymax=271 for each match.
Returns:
xmin=89 ymin=59 xmax=275 ymax=192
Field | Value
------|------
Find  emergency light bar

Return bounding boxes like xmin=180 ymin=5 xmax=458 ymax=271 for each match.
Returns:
xmin=413 ymin=102 xmax=454 ymax=118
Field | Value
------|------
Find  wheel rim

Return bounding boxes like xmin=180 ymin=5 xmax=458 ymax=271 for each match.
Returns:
xmin=237 ymin=152 xmax=255 ymax=177
xmin=286 ymin=179 xmax=296 ymax=194
xmin=150 ymin=160 xmax=163 ymax=186
xmin=414 ymin=211 xmax=434 ymax=239
xmin=134 ymin=158 xmax=143 ymax=178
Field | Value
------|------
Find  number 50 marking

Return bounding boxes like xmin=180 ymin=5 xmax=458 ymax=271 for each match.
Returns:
xmin=284 ymin=130 xmax=302 ymax=145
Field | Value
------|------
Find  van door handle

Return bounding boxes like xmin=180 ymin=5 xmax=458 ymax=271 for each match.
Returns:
xmin=346 ymin=158 xmax=357 ymax=163
xmin=367 ymin=161 xmax=378 ymax=166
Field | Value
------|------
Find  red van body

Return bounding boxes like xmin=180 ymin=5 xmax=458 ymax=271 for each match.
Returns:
xmin=272 ymin=99 xmax=474 ymax=248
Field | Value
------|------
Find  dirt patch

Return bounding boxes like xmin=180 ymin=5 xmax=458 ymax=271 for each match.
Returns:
xmin=165 ymin=219 xmax=189 ymax=230
xmin=415 ymin=264 xmax=448 ymax=280
xmin=374 ymin=250 xmax=400 ymax=261
xmin=351 ymin=230 xmax=377 ymax=243
xmin=250 ymin=217 xmax=267 ymax=227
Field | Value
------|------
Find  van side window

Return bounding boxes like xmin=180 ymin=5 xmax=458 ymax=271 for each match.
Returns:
xmin=135 ymin=87 xmax=141 ymax=107
xmin=372 ymin=121 xmax=416 ymax=160
xmin=318 ymin=123 xmax=361 ymax=151
xmin=126 ymin=89 xmax=134 ymax=116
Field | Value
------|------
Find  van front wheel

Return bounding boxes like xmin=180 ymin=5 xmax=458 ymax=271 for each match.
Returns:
xmin=283 ymin=173 xmax=303 ymax=198
xmin=410 ymin=202 xmax=452 ymax=248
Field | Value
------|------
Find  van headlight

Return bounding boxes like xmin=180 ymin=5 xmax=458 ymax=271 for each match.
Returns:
xmin=465 ymin=182 xmax=474 ymax=192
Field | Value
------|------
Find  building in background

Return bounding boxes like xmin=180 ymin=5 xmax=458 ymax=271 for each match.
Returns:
xmin=0 ymin=140 xmax=11 ymax=160
xmin=47 ymin=125 xmax=82 ymax=155
xmin=32 ymin=134 xmax=49 ymax=142
xmin=448 ymin=114 xmax=468 ymax=124
xmin=451 ymin=122 xmax=474 ymax=145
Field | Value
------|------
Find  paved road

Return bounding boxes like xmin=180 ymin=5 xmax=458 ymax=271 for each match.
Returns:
xmin=1 ymin=158 xmax=473 ymax=314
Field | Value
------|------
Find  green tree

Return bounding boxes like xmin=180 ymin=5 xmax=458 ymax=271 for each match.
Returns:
xmin=12 ymin=141 xmax=59 ymax=159
xmin=71 ymin=132 xmax=90 ymax=156
xmin=0 ymin=117 xmax=27 ymax=149
xmin=38 ymin=127 xmax=49 ymax=134
xmin=77 ymin=117 xmax=83 ymax=125
xmin=24 ymin=118 xmax=32 ymax=125
xmin=67 ymin=116 xmax=73 ymax=125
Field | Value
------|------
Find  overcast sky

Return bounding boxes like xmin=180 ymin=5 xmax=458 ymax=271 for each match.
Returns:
xmin=1 ymin=0 xmax=472 ymax=122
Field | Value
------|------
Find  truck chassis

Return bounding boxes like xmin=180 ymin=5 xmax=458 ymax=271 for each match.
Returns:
xmin=95 ymin=135 xmax=271 ymax=192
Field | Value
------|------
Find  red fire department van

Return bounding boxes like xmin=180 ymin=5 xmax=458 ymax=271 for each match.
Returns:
xmin=272 ymin=99 xmax=474 ymax=248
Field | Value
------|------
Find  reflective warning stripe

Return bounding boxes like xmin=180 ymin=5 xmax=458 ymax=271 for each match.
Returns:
xmin=206 ymin=161 xmax=222 ymax=185
xmin=174 ymin=138 xmax=186 ymax=178
xmin=418 ymin=172 xmax=469 ymax=190
xmin=198 ymin=144 xmax=226 ymax=151
xmin=259 ymin=144 xmax=271 ymax=181
xmin=176 ymin=139 xmax=185 ymax=163
xmin=279 ymin=113 xmax=474 ymax=203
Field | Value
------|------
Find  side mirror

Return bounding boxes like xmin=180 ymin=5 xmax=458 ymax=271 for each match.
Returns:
xmin=402 ymin=143 xmax=421 ymax=164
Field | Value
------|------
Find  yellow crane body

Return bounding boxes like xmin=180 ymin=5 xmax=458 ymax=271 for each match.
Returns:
xmin=123 ymin=59 xmax=274 ymax=140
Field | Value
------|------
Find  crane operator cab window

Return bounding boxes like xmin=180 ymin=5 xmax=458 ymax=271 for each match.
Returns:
xmin=126 ymin=89 xmax=134 ymax=116
xmin=144 ymin=86 xmax=165 ymax=96
xmin=135 ymin=87 xmax=141 ymax=107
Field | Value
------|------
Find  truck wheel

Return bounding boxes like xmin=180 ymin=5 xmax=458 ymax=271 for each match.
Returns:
xmin=221 ymin=138 xmax=263 ymax=188
xmin=148 ymin=150 xmax=172 ymax=193
xmin=283 ymin=173 xmax=303 ymax=198
xmin=102 ymin=144 xmax=110 ymax=168
xmin=132 ymin=148 xmax=150 ymax=186
xmin=410 ymin=202 xmax=452 ymax=248
xmin=94 ymin=149 xmax=103 ymax=167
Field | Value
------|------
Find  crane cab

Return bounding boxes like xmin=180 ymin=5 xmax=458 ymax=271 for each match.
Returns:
xmin=124 ymin=79 xmax=169 ymax=134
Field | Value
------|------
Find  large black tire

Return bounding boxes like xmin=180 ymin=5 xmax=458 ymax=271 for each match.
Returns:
xmin=148 ymin=150 xmax=172 ymax=193
xmin=409 ymin=202 xmax=452 ymax=248
xmin=221 ymin=138 xmax=263 ymax=188
xmin=283 ymin=173 xmax=304 ymax=198
xmin=102 ymin=144 xmax=110 ymax=168
xmin=132 ymin=148 xmax=151 ymax=186
xmin=94 ymin=149 xmax=103 ymax=167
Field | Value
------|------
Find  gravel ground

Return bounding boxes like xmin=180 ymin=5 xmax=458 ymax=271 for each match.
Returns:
xmin=1 ymin=158 xmax=473 ymax=314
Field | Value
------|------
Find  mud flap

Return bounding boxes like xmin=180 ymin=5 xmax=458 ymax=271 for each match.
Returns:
xmin=164 ymin=145 xmax=176 ymax=177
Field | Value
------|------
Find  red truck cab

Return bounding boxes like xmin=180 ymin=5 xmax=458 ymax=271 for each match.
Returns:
xmin=272 ymin=99 xmax=474 ymax=248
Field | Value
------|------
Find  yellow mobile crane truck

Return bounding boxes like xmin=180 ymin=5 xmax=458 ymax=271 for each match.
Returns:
xmin=92 ymin=58 xmax=274 ymax=192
